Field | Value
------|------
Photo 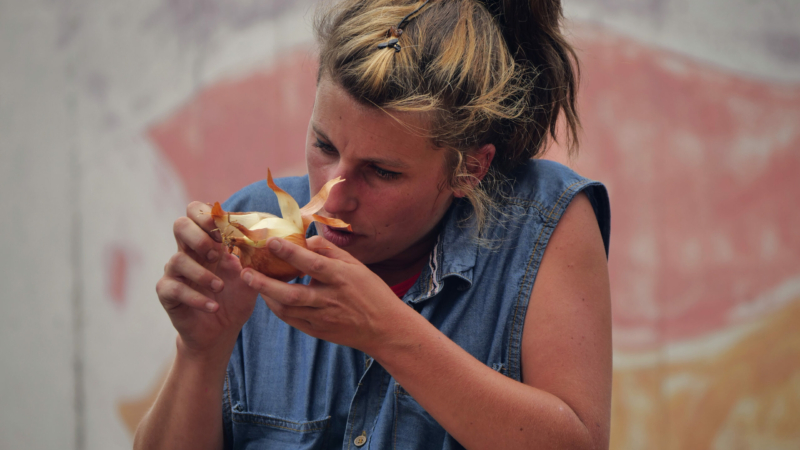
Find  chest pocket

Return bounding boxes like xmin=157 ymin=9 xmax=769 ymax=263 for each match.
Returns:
xmin=229 ymin=407 xmax=331 ymax=450
xmin=225 ymin=372 xmax=333 ymax=450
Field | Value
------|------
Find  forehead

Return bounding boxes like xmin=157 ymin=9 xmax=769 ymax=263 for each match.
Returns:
xmin=311 ymin=78 xmax=440 ymax=163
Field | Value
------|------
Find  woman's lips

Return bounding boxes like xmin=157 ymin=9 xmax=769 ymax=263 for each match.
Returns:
xmin=320 ymin=223 xmax=359 ymax=247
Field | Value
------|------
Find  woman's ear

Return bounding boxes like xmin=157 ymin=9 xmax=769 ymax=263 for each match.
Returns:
xmin=454 ymin=144 xmax=496 ymax=198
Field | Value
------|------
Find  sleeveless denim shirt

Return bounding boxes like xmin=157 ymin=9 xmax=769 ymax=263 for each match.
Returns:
xmin=221 ymin=159 xmax=610 ymax=450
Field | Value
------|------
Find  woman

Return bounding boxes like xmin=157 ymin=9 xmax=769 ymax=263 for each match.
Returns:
xmin=135 ymin=0 xmax=612 ymax=449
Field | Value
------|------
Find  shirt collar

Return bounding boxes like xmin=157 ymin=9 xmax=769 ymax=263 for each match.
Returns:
xmin=305 ymin=201 xmax=479 ymax=304
xmin=406 ymin=199 xmax=479 ymax=304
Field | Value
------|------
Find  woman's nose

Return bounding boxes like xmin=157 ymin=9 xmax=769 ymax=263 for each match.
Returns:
xmin=323 ymin=170 xmax=358 ymax=215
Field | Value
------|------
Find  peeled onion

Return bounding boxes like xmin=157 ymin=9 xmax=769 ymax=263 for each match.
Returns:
xmin=210 ymin=170 xmax=351 ymax=281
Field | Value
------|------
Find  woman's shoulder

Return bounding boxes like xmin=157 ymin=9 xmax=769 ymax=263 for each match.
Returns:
xmin=506 ymin=159 xmax=610 ymax=256
xmin=509 ymin=159 xmax=597 ymax=203
xmin=222 ymin=174 xmax=311 ymax=214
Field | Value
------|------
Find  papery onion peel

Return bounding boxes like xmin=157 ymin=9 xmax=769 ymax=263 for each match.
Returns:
xmin=210 ymin=170 xmax=351 ymax=281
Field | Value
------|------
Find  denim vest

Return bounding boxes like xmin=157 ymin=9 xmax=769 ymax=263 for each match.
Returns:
xmin=221 ymin=159 xmax=610 ymax=450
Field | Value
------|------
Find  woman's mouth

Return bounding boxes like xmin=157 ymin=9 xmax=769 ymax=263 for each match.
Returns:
xmin=320 ymin=223 xmax=359 ymax=247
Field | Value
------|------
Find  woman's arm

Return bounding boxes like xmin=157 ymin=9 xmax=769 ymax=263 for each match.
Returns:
xmin=134 ymin=201 xmax=259 ymax=450
xmin=375 ymin=192 xmax=611 ymax=449
xmin=520 ymin=192 xmax=613 ymax=447
xmin=245 ymin=192 xmax=611 ymax=449
xmin=133 ymin=337 xmax=232 ymax=450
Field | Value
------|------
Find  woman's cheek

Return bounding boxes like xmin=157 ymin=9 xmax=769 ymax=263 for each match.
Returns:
xmin=306 ymin=153 xmax=336 ymax=192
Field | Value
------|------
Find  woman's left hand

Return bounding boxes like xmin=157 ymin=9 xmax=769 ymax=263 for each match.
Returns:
xmin=240 ymin=235 xmax=410 ymax=354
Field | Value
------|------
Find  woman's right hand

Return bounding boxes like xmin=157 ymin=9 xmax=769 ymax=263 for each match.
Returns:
xmin=156 ymin=201 xmax=259 ymax=357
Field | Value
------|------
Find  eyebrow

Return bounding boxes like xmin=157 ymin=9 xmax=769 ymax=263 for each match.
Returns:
xmin=312 ymin=124 xmax=411 ymax=169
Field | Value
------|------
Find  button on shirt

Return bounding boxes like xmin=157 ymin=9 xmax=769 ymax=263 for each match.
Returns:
xmin=354 ymin=432 xmax=367 ymax=447
xmin=221 ymin=160 xmax=610 ymax=449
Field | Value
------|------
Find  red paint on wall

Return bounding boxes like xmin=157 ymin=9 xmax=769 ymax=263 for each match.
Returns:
xmin=570 ymin=28 xmax=800 ymax=349
xmin=149 ymin=50 xmax=318 ymax=203
xmin=147 ymin=30 xmax=800 ymax=352
xmin=107 ymin=245 xmax=131 ymax=308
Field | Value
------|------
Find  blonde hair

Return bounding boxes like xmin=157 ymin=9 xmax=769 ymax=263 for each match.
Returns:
xmin=314 ymin=0 xmax=580 ymax=231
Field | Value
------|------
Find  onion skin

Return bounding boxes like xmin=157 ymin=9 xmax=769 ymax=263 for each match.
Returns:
xmin=208 ymin=170 xmax=349 ymax=281
xmin=210 ymin=202 xmax=305 ymax=281
xmin=233 ymin=233 xmax=307 ymax=282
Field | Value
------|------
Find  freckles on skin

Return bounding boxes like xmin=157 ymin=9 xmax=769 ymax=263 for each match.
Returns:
xmin=305 ymin=78 xmax=457 ymax=270
xmin=374 ymin=186 xmax=447 ymax=231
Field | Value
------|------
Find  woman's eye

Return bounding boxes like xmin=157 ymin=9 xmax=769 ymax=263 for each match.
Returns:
xmin=313 ymin=138 xmax=337 ymax=155
xmin=373 ymin=165 xmax=400 ymax=180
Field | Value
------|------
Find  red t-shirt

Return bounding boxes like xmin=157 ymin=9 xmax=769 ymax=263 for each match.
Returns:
xmin=390 ymin=271 xmax=421 ymax=298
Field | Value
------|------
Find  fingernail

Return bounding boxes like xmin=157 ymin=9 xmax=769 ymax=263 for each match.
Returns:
xmin=210 ymin=279 xmax=223 ymax=292
xmin=243 ymin=271 xmax=253 ymax=286
xmin=207 ymin=250 xmax=219 ymax=262
xmin=269 ymin=239 xmax=282 ymax=252
xmin=205 ymin=301 xmax=217 ymax=312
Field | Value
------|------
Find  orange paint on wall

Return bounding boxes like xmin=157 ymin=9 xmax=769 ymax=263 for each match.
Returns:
xmin=610 ymin=296 xmax=800 ymax=449
xmin=118 ymin=365 xmax=169 ymax=435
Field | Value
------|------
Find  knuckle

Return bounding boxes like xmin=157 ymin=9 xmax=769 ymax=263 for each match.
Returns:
xmin=156 ymin=278 xmax=177 ymax=301
xmin=175 ymin=219 xmax=216 ymax=256
xmin=310 ymin=258 xmax=326 ymax=274
xmin=155 ymin=278 xmax=167 ymax=297
xmin=164 ymin=280 xmax=179 ymax=299
xmin=167 ymin=252 xmax=186 ymax=269
xmin=196 ymin=241 xmax=214 ymax=258
xmin=320 ymin=313 xmax=336 ymax=325
xmin=173 ymin=216 xmax=191 ymax=235
xmin=277 ymin=242 xmax=293 ymax=257
xmin=186 ymin=201 xmax=205 ymax=215
xmin=321 ymin=296 xmax=338 ymax=309
xmin=169 ymin=282 xmax=187 ymax=302
xmin=285 ymin=290 xmax=303 ymax=306
xmin=199 ymin=271 xmax=215 ymax=286
xmin=246 ymin=276 xmax=261 ymax=290
xmin=196 ymin=234 xmax=215 ymax=253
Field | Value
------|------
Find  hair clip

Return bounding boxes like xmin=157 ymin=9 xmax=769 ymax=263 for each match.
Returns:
xmin=376 ymin=0 xmax=431 ymax=53
xmin=377 ymin=38 xmax=401 ymax=52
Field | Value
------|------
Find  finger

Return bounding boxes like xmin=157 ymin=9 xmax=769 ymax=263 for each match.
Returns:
xmin=265 ymin=237 xmax=340 ymax=284
xmin=188 ymin=201 xmax=223 ymax=242
xmin=173 ymin=216 xmax=224 ymax=264
xmin=242 ymin=268 xmax=323 ymax=308
xmin=261 ymin=291 xmax=316 ymax=324
xmin=306 ymin=236 xmax=360 ymax=263
xmin=215 ymin=250 xmax=245 ymax=277
xmin=156 ymin=276 xmax=218 ymax=313
xmin=165 ymin=252 xmax=224 ymax=293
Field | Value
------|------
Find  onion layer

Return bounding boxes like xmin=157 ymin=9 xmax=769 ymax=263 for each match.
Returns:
xmin=210 ymin=170 xmax=350 ymax=281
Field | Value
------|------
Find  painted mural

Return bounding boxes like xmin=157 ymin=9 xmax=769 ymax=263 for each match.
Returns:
xmin=1 ymin=0 xmax=798 ymax=448
xmin=567 ymin=26 xmax=800 ymax=449
xmin=130 ymin=21 xmax=800 ymax=449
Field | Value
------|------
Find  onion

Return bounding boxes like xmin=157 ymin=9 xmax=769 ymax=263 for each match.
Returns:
xmin=210 ymin=170 xmax=351 ymax=281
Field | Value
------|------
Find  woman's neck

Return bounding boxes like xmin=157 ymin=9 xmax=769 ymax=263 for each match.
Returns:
xmin=367 ymin=225 xmax=439 ymax=287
